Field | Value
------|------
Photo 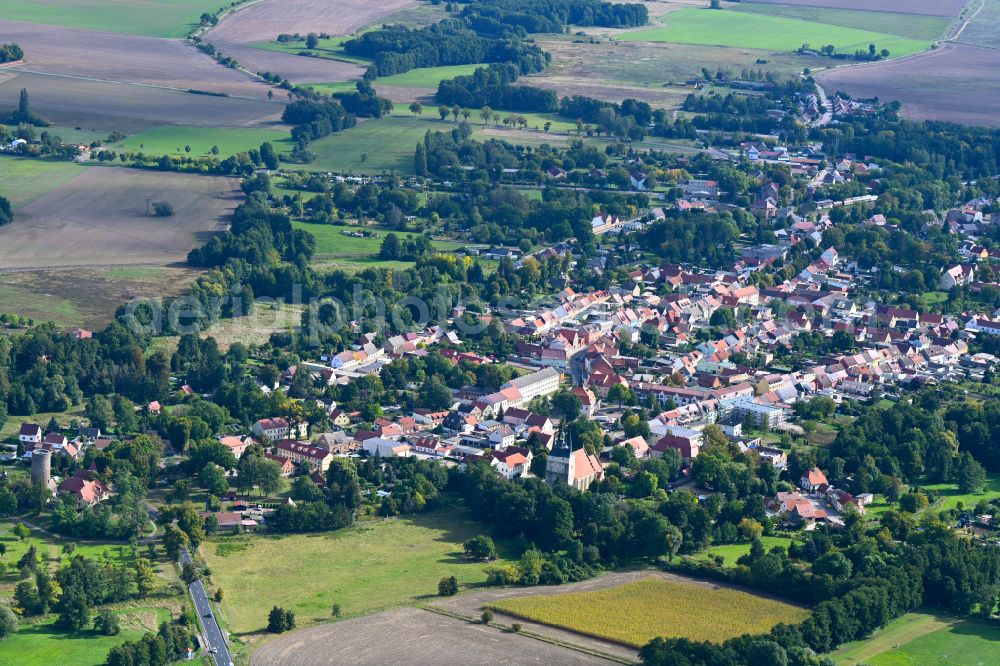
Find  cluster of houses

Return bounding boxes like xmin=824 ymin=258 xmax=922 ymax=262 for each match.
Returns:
xmin=770 ymin=468 xmax=873 ymax=529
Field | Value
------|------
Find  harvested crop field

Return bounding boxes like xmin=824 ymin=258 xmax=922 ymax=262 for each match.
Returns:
xmin=0 ymin=167 xmax=240 ymax=270
xmin=816 ymin=42 xmax=1000 ymax=127
xmin=487 ymin=575 xmax=809 ymax=648
xmin=204 ymin=0 xmax=418 ymax=45
xmin=742 ymin=0 xmax=968 ymax=17
xmin=0 ymin=20 xmax=273 ymax=98
xmin=0 ymin=71 xmax=282 ymax=132
xmin=249 ymin=606 xmax=618 ymax=666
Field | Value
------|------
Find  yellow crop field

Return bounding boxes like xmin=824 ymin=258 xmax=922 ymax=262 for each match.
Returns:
xmin=487 ymin=577 xmax=809 ymax=647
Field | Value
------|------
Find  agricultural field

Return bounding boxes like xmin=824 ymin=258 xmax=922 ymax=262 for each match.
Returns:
xmin=0 ymin=20 xmax=273 ymax=98
xmin=0 ymin=0 xmax=222 ymax=37
xmin=109 ymin=126 xmax=293 ymax=159
xmin=295 ymin=116 xmax=431 ymax=175
xmin=954 ymin=0 xmax=1000 ymax=49
xmin=0 ymin=167 xmax=239 ymax=270
xmin=0 ymin=71 xmax=282 ymax=133
xmin=0 ymin=267 xmax=198 ymax=330
xmin=488 ymin=575 xmax=810 ymax=647
xmin=732 ymin=4 xmax=951 ymax=40
xmin=618 ymin=8 xmax=933 ymax=58
xmin=0 ymin=607 xmax=172 ymax=666
xmin=202 ymin=509 xmax=513 ymax=635
xmin=0 ymin=157 xmax=86 ymax=207
xmin=816 ymin=42 xmax=1000 ymax=128
xmin=740 ymin=0 xmax=968 ymax=18
xmin=301 ymin=81 xmax=358 ymax=96
xmin=250 ymin=606 xmax=615 ymax=666
xmin=833 ymin=610 xmax=1000 ymax=665
xmin=203 ymin=0 xmax=418 ymax=45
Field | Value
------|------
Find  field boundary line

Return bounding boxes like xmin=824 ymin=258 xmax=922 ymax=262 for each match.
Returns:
xmin=420 ymin=605 xmax=635 ymax=665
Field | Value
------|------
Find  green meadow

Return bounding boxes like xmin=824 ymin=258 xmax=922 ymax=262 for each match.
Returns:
xmin=253 ymin=37 xmax=372 ymax=66
xmin=378 ymin=63 xmax=491 ymax=88
xmin=109 ymin=126 xmax=293 ymax=159
xmin=834 ymin=610 xmax=1000 ymax=665
xmin=0 ymin=0 xmax=224 ymax=38
xmin=618 ymin=8 xmax=932 ymax=59
xmin=0 ymin=157 xmax=86 ymax=207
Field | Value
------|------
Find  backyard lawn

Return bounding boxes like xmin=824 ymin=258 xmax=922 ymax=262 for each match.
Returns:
xmin=689 ymin=536 xmax=795 ymax=565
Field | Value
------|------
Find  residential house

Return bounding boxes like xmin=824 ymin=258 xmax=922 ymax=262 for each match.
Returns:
xmin=58 ymin=475 xmax=110 ymax=510
xmin=800 ymin=467 xmax=828 ymax=493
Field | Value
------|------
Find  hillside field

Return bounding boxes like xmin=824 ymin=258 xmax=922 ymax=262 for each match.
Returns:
xmin=618 ymin=8 xmax=933 ymax=58
xmin=488 ymin=576 xmax=810 ymax=647
xmin=202 ymin=509 xmax=514 ymax=635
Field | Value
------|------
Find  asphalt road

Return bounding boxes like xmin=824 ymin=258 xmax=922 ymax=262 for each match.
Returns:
xmin=181 ymin=547 xmax=233 ymax=666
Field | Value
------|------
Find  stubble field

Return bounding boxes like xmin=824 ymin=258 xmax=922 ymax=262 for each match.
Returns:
xmin=0 ymin=70 xmax=282 ymax=132
xmin=0 ymin=166 xmax=239 ymax=270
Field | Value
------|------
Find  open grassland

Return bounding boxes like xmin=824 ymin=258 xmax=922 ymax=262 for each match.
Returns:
xmin=295 ymin=116 xmax=430 ymax=174
xmin=733 ymin=4 xmax=951 ymax=40
xmin=302 ymin=81 xmax=358 ymax=96
xmin=923 ymin=472 xmax=1000 ymax=513
xmin=689 ymin=536 xmax=794 ymax=564
xmin=0 ymin=607 xmax=171 ymax=666
xmin=0 ymin=267 xmax=198 ymax=330
xmin=833 ymin=610 xmax=1000 ymax=665
xmin=816 ymin=42 xmax=1000 ymax=128
xmin=203 ymin=509 xmax=514 ymax=635
xmin=741 ymin=0 xmax=968 ymax=17
xmin=110 ymin=126 xmax=293 ymax=158
xmin=0 ymin=20 xmax=273 ymax=98
xmin=618 ymin=8 xmax=933 ymax=58
xmin=488 ymin=576 xmax=809 ymax=647
xmin=540 ymin=35 xmax=829 ymax=84
xmin=0 ymin=0 xmax=223 ymax=37
xmin=0 ymin=157 xmax=86 ymax=207
xmin=0 ymin=167 xmax=239 ymax=270
xmin=0 ymin=71 xmax=282 ymax=133
xmin=378 ymin=63 xmax=492 ymax=88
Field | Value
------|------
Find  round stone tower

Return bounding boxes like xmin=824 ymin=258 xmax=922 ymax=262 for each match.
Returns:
xmin=30 ymin=448 xmax=52 ymax=487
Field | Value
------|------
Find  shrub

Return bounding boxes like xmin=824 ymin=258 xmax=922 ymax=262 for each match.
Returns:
xmin=152 ymin=201 xmax=174 ymax=217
